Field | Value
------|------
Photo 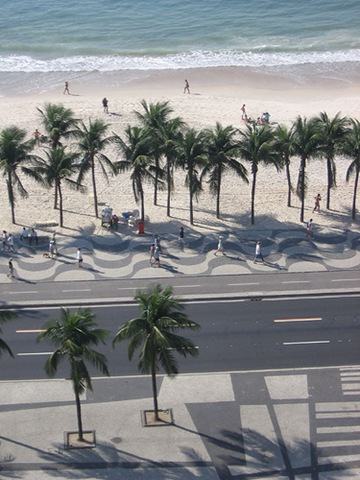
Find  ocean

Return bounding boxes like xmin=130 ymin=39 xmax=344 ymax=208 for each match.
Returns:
xmin=0 ymin=0 xmax=359 ymax=72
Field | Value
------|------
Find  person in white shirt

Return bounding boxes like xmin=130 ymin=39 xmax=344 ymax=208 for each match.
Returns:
xmin=76 ymin=248 xmax=83 ymax=268
xmin=214 ymin=235 xmax=225 ymax=256
xmin=254 ymin=241 xmax=264 ymax=263
xmin=306 ymin=218 xmax=313 ymax=239
xmin=7 ymin=234 xmax=15 ymax=253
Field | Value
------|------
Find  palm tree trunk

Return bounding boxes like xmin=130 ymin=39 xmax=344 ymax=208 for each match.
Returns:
xmin=151 ymin=360 xmax=159 ymax=420
xmin=189 ymin=169 xmax=194 ymax=225
xmin=166 ymin=158 xmax=171 ymax=217
xmin=154 ymin=156 xmax=159 ymax=206
xmin=7 ymin=172 xmax=16 ymax=224
xmin=352 ymin=166 xmax=359 ymax=220
xmin=140 ymin=184 xmax=145 ymax=222
xmin=251 ymin=170 xmax=257 ymax=225
xmin=91 ymin=156 xmax=98 ymax=218
xmin=300 ymin=158 xmax=306 ymax=223
xmin=216 ymin=168 xmax=222 ymax=219
xmin=326 ymin=157 xmax=332 ymax=210
xmin=75 ymin=390 xmax=84 ymax=441
xmin=54 ymin=184 xmax=58 ymax=209
xmin=58 ymin=181 xmax=64 ymax=227
xmin=286 ymin=162 xmax=292 ymax=207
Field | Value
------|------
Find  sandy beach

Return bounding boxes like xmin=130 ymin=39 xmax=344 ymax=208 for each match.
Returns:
xmin=1 ymin=66 xmax=360 ymax=235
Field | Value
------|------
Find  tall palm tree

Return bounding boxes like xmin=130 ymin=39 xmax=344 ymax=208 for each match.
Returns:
xmin=292 ymin=116 xmax=320 ymax=223
xmin=74 ymin=119 xmax=115 ymax=218
xmin=135 ymin=100 xmax=173 ymax=206
xmin=177 ymin=128 xmax=207 ymax=225
xmin=113 ymin=126 xmax=163 ymax=222
xmin=37 ymin=103 xmax=78 ymax=208
xmin=343 ymin=119 xmax=360 ymax=220
xmin=238 ymin=124 xmax=278 ymax=225
xmin=0 ymin=127 xmax=35 ymax=224
xmin=0 ymin=311 xmax=15 ymax=358
xmin=202 ymin=123 xmax=248 ymax=219
xmin=24 ymin=147 xmax=83 ymax=227
xmin=113 ymin=285 xmax=199 ymax=421
xmin=314 ymin=112 xmax=349 ymax=210
xmin=273 ymin=124 xmax=295 ymax=207
xmin=38 ymin=308 xmax=109 ymax=442
xmin=159 ymin=117 xmax=185 ymax=217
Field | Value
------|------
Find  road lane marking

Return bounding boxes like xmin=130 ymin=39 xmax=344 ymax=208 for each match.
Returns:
xmin=16 ymin=329 xmax=45 ymax=334
xmin=331 ymin=278 xmax=360 ymax=282
xmin=17 ymin=351 xmax=53 ymax=356
xmin=61 ymin=289 xmax=92 ymax=293
xmin=283 ymin=340 xmax=330 ymax=346
xmin=117 ymin=287 xmax=138 ymax=290
xmin=8 ymin=291 xmax=38 ymax=295
xmin=281 ymin=280 xmax=310 ymax=284
xmin=274 ymin=317 xmax=322 ymax=323
xmin=175 ymin=285 xmax=201 ymax=288
xmin=228 ymin=282 xmax=260 ymax=286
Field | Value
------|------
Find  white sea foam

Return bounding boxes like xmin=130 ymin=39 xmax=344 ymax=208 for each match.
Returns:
xmin=0 ymin=49 xmax=360 ymax=72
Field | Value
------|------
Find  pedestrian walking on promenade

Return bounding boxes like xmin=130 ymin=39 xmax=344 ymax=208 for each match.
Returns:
xmin=306 ymin=218 xmax=313 ymax=239
xmin=2 ymin=230 xmax=8 ymax=251
xmin=254 ymin=241 xmax=264 ymax=263
xmin=31 ymin=228 xmax=38 ymax=246
xmin=214 ymin=235 xmax=225 ymax=256
xmin=20 ymin=227 xmax=27 ymax=241
xmin=7 ymin=234 xmax=15 ymax=253
xmin=49 ymin=239 xmax=56 ymax=259
xmin=7 ymin=258 xmax=14 ymax=278
xmin=76 ymin=248 xmax=83 ymax=267
xmin=149 ymin=243 xmax=155 ymax=266
xmin=153 ymin=246 xmax=160 ymax=267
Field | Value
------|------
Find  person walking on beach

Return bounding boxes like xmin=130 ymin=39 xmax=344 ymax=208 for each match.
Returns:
xmin=184 ymin=79 xmax=190 ymax=94
xmin=306 ymin=218 xmax=313 ymax=239
xmin=214 ymin=235 xmax=225 ymax=256
xmin=76 ymin=248 xmax=83 ymax=267
xmin=241 ymin=104 xmax=246 ymax=120
xmin=63 ymin=81 xmax=70 ymax=95
xmin=254 ymin=241 xmax=264 ymax=263
xmin=7 ymin=258 xmax=15 ymax=279
xmin=102 ymin=97 xmax=109 ymax=114
xmin=313 ymin=193 xmax=321 ymax=212
xmin=33 ymin=128 xmax=41 ymax=145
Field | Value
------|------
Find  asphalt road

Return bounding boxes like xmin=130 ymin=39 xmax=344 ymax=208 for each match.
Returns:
xmin=1 ymin=295 xmax=360 ymax=381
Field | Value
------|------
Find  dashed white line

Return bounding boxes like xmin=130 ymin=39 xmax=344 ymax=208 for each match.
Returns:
xmin=17 ymin=352 xmax=53 ymax=356
xmin=16 ymin=329 xmax=45 ymax=334
xmin=61 ymin=289 xmax=92 ymax=293
xmin=228 ymin=282 xmax=260 ymax=286
xmin=274 ymin=317 xmax=322 ymax=323
xmin=281 ymin=280 xmax=310 ymax=284
xmin=175 ymin=285 xmax=201 ymax=288
xmin=8 ymin=291 xmax=38 ymax=295
xmin=283 ymin=340 xmax=330 ymax=346
xmin=117 ymin=287 xmax=138 ymax=290
xmin=331 ymin=278 xmax=360 ymax=282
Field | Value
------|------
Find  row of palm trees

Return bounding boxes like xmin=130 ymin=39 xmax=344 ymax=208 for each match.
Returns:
xmin=0 ymin=285 xmax=199 ymax=441
xmin=1 ymin=102 xmax=360 ymax=229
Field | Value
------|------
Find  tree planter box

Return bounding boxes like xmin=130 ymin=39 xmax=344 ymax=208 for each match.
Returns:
xmin=141 ymin=409 xmax=174 ymax=427
xmin=64 ymin=430 xmax=96 ymax=449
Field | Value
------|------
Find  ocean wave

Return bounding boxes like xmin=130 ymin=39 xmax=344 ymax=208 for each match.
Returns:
xmin=1 ymin=49 xmax=360 ymax=72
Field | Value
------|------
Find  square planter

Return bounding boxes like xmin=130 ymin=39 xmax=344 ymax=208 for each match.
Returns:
xmin=64 ymin=430 xmax=96 ymax=449
xmin=141 ymin=409 xmax=174 ymax=427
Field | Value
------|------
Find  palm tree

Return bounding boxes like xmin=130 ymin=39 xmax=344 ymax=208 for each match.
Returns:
xmin=38 ymin=308 xmax=109 ymax=442
xmin=314 ymin=112 xmax=349 ymax=210
xmin=159 ymin=117 xmax=185 ymax=217
xmin=343 ymin=119 xmax=360 ymax=220
xmin=135 ymin=100 xmax=173 ymax=206
xmin=202 ymin=123 xmax=248 ymax=219
xmin=177 ymin=128 xmax=207 ymax=225
xmin=0 ymin=311 xmax=15 ymax=358
xmin=238 ymin=124 xmax=278 ymax=225
xmin=273 ymin=124 xmax=295 ymax=207
xmin=37 ymin=103 xmax=78 ymax=208
xmin=74 ymin=119 xmax=115 ymax=218
xmin=113 ymin=285 xmax=199 ymax=421
xmin=24 ymin=147 xmax=83 ymax=227
xmin=113 ymin=126 xmax=163 ymax=222
xmin=0 ymin=127 xmax=35 ymax=224
xmin=292 ymin=116 xmax=320 ymax=223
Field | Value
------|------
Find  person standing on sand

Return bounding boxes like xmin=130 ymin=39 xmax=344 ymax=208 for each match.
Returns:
xmin=102 ymin=97 xmax=109 ymax=114
xmin=63 ymin=81 xmax=70 ymax=95
xmin=313 ymin=193 xmax=321 ymax=212
xmin=306 ymin=218 xmax=313 ymax=239
xmin=184 ymin=79 xmax=190 ymax=94
xmin=241 ymin=104 xmax=246 ymax=120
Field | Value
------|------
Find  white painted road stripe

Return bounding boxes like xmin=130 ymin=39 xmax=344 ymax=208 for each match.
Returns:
xmin=62 ymin=289 xmax=92 ymax=293
xmin=8 ymin=291 xmax=38 ymax=295
xmin=17 ymin=352 xmax=53 ymax=356
xmin=16 ymin=329 xmax=45 ymax=334
xmin=274 ymin=317 xmax=322 ymax=323
xmin=331 ymin=278 xmax=360 ymax=282
xmin=175 ymin=285 xmax=201 ymax=288
xmin=117 ymin=287 xmax=138 ymax=290
xmin=228 ymin=282 xmax=260 ymax=286
xmin=283 ymin=340 xmax=330 ymax=346
xmin=281 ymin=280 xmax=310 ymax=284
